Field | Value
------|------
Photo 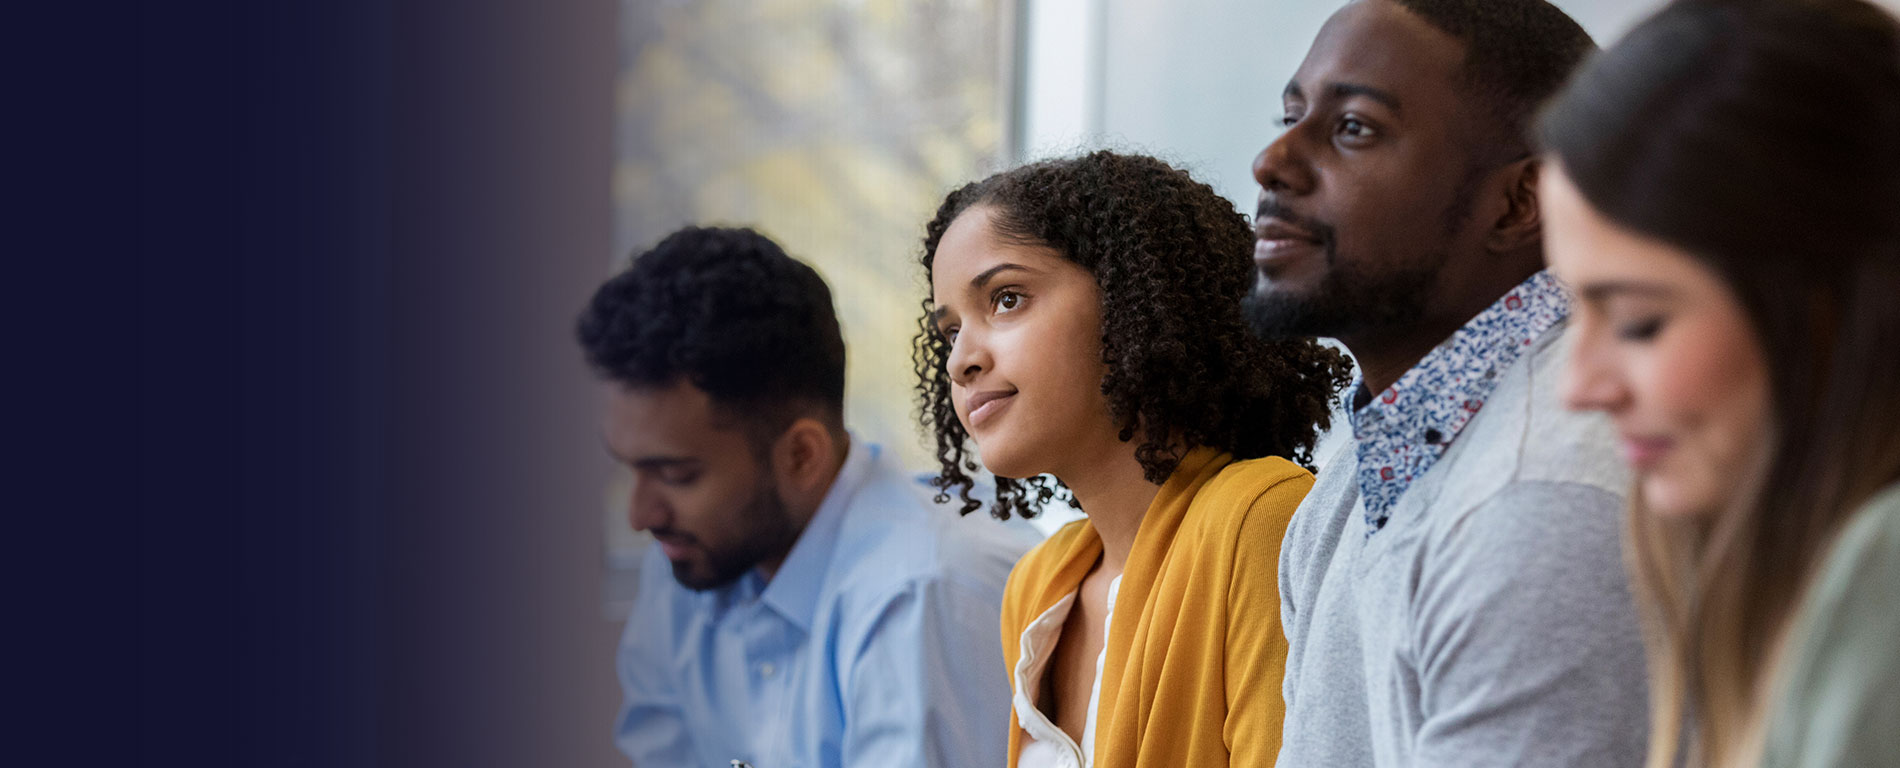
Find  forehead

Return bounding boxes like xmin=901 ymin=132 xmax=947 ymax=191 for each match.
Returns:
xmin=1540 ymin=164 xmax=1705 ymax=286
xmin=602 ymin=379 xmax=738 ymax=455
xmin=1292 ymin=0 xmax=1468 ymax=107
xmin=930 ymin=206 xmax=1072 ymax=298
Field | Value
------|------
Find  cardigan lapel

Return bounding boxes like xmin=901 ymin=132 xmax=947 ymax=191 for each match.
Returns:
xmin=1095 ymin=447 xmax=1232 ymax=759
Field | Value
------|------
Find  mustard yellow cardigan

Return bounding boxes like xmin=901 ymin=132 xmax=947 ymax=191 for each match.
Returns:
xmin=999 ymin=446 xmax=1312 ymax=768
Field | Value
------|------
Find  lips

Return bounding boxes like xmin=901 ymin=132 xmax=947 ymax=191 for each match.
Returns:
xmin=1619 ymin=435 xmax=1675 ymax=470
xmin=652 ymin=531 xmax=697 ymax=560
xmin=1254 ymin=216 xmax=1326 ymax=268
xmin=1254 ymin=217 xmax=1321 ymax=244
xmin=964 ymin=389 xmax=1017 ymax=429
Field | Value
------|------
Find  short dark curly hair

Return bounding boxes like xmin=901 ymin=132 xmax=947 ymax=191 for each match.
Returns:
xmin=1386 ymin=0 xmax=1596 ymax=159
xmin=913 ymin=151 xmax=1353 ymax=519
xmin=577 ymin=226 xmax=846 ymax=443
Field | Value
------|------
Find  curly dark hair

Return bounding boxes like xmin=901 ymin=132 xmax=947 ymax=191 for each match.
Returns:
xmin=913 ymin=151 xmax=1353 ymax=519
xmin=577 ymin=226 xmax=846 ymax=444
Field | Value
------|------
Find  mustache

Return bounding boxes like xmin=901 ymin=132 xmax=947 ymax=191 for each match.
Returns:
xmin=1255 ymin=199 xmax=1337 ymax=244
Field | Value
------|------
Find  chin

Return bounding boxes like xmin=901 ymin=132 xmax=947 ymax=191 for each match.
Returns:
xmin=1639 ymin=473 xmax=1722 ymax=519
xmin=669 ymin=554 xmax=749 ymax=592
xmin=1248 ymin=273 xmax=1301 ymax=303
xmin=974 ymin=439 xmax=1045 ymax=481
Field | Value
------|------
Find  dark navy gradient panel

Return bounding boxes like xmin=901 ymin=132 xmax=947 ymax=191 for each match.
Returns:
xmin=24 ymin=4 xmax=146 ymax=765
xmin=139 ymin=0 xmax=620 ymax=765
xmin=138 ymin=0 xmax=389 ymax=765
xmin=377 ymin=0 xmax=620 ymax=766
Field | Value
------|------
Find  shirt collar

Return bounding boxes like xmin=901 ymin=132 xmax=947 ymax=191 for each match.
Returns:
xmin=756 ymin=434 xmax=875 ymax=633
xmin=1350 ymin=270 xmax=1570 ymax=536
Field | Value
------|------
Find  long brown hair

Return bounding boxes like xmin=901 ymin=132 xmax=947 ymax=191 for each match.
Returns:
xmin=1537 ymin=1 xmax=1900 ymax=765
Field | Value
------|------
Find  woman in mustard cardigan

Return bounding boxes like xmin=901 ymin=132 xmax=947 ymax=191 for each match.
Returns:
xmin=912 ymin=151 xmax=1352 ymax=767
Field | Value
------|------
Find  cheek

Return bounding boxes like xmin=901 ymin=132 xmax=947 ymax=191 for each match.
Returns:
xmin=682 ymin=475 xmax=763 ymax=535
xmin=1649 ymin=319 xmax=1770 ymax=440
xmin=1642 ymin=318 xmax=1772 ymax=512
xmin=1042 ymin=310 xmax=1109 ymax=400
xmin=1334 ymin=161 xmax=1456 ymax=236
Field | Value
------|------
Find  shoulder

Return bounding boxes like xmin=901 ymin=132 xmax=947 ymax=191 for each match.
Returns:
xmin=1283 ymin=438 xmax=1358 ymax=550
xmin=830 ymin=459 xmax=1034 ymax=596
xmin=1428 ymin=322 xmax=1628 ymax=504
xmin=1516 ymin=326 xmax=1629 ymax=491
xmin=1840 ymin=484 xmax=1900 ymax=562
xmin=1428 ymin=479 xmax=1624 ymax=561
xmin=1413 ymin=480 xmax=1631 ymax=614
xmin=1796 ymin=484 xmax=1900 ymax=629
xmin=1206 ymin=454 xmax=1315 ymax=502
xmin=1762 ymin=486 xmax=1900 ymax=766
xmin=1189 ymin=455 xmax=1315 ymax=546
xmin=827 ymin=499 xmax=1033 ymax=652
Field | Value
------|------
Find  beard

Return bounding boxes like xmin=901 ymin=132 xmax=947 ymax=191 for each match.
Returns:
xmin=1244 ymin=178 xmax=1478 ymax=341
xmin=670 ymin=479 xmax=802 ymax=592
xmin=1242 ymin=250 xmax=1442 ymax=341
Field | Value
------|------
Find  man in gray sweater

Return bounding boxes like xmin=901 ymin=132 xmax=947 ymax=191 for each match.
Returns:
xmin=1244 ymin=1 xmax=1648 ymax=766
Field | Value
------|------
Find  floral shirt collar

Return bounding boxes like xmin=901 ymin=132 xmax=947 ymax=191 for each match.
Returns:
xmin=1351 ymin=270 xmax=1570 ymax=537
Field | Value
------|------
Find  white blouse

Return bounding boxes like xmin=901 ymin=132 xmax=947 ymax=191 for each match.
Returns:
xmin=1012 ymin=575 xmax=1122 ymax=768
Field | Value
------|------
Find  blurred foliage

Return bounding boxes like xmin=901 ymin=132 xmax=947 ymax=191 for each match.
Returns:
xmin=617 ymin=0 xmax=1007 ymax=470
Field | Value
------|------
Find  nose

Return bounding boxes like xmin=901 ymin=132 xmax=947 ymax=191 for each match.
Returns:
xmin=1561 ymin=330 xmax=1630 ymax=414
xmin=944 ymin=326 xmax=990 ymax=387
xmin=626 ymin=476 xmax=670 ymax=533
xmin=1253 ymin=125 xmax=1316 ymax=197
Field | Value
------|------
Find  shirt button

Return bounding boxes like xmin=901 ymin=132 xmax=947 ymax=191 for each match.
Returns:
xmin=759 ymin=662 xmax=776 ymax=678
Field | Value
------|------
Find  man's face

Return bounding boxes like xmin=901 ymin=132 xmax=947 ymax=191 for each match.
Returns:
xmin=602 ymin=380 xmax=799 ymax=591
xmin=1244 ymin=0 xmax=1495 ymax=340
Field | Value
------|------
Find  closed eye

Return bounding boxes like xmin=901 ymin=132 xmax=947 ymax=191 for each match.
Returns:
xmin=632 ymin=459 xmax=703 ymax=487
xmin=1616 ymin=316 xmax=1665 ymax=342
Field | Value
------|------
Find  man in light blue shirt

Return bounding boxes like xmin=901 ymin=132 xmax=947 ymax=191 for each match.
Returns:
xmin=578 ymin=226 xmax=1032 ymax=768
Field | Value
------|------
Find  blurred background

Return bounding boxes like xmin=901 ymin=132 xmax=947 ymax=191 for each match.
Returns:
xmin=136 ymin=0 xmax=1900 ymax=765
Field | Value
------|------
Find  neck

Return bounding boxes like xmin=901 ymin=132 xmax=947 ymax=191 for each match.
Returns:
xmin=755 ymin=433 xmax=852 ymax=582
xmin=1056 ymin=441 xmax=1161 ymax=576
xmin=1339 ymin=329 xmax=1454 ymax=397
xmin=1345 ymin=261 xmax=1542 ymax=395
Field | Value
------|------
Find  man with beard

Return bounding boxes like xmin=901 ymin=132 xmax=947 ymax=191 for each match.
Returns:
xmin=579 ymin=226 xmax=1031 ymax=768
xmin=1245 ymin=2 xmax=1647 ymax=766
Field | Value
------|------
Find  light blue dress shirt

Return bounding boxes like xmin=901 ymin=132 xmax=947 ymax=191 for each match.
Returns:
xmin=614 ymin=438 xmax=1034 ymax=768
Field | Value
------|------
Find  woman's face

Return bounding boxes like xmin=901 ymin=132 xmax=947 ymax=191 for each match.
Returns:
xmin=930 ymin=205 xmax=1121 ymax=481
xmin=1541 ymin=162 xmax=1773 ymax=518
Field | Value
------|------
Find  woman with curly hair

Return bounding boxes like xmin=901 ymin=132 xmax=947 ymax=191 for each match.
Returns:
xmin=914 ymin=150 xmax=1352 ymax=767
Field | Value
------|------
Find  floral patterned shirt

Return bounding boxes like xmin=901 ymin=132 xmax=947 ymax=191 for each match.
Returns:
xmin=1349 ymin=270 xmax=1571 ymax=537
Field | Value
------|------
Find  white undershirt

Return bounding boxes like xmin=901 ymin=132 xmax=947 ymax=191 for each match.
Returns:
xmin=1013 ymin=575 xmax=1122 ymax=768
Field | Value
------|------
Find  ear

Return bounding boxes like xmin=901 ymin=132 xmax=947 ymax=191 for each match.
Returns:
xmin=770 ymin=417 xmax=840 ymax=496
xmin=1486 ymin=157 xmax=1543 ymax=254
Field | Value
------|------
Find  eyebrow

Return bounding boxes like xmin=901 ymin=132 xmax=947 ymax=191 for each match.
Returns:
xmin=1576 ymin=281 xmax=1678 ymax=303
xmin=600 ymin=437 xmax=698 ymax=469
xmin=929 ymin=262 xmax=1039 ymax=326
xmin=971 ymin=262 xmax=1034 ymax=289
xmin=1283 ymin=81 xmax=1404 ymax=114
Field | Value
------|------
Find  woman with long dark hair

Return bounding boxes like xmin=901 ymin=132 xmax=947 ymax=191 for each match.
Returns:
xmin=1537 ymin=1 xmax=1900 ymax=765
xmin=914 ymin=150 xmax=1350 ymax=767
